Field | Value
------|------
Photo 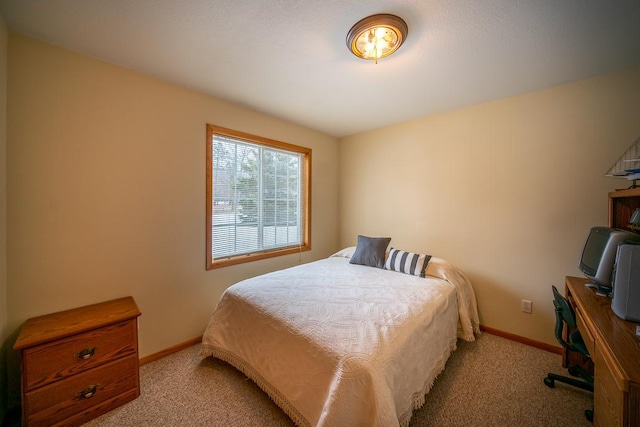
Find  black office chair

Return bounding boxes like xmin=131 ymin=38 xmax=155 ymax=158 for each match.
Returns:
xmin=543 ymin=285 xmax=594 ymax=422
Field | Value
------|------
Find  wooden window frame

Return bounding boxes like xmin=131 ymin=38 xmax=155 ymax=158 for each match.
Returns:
xmin=206 ymin=124 xmax=311 ymax=269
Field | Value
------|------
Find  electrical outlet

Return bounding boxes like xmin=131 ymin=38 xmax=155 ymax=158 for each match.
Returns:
xmin=521 ymin=299 xmax=532 ymax=314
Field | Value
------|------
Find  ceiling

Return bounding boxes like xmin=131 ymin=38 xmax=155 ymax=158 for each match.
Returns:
xmin=0 ymin=0 xmax=639 ymax=138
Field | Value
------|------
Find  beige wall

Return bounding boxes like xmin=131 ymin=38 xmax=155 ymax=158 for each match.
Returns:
xmin=5 ymin=33 xmax=339 ymax=359
xmin=0 ymin=10 xmax=6 ymax=333
xmin=339 ymin=67 xmax=640 ymax=345
xmin=0 ymin=15 xmax=7 ymax=422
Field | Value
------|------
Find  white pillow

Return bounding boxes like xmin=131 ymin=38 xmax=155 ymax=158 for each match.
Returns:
xmin=424 ymin=256 xmax=457 ymax=280
xmin=330 ymin=246 xmax=357 ymax=258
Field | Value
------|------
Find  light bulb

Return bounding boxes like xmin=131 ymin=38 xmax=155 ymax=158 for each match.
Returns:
xmin=365 ymin=41 xmax=375 ymax=54
xmin=375 ymin=27 xmax=387 ymax=38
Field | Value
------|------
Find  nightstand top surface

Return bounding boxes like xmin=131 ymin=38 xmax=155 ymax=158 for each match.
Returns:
xmin=14 ymin=296 xmax=140 ymax=350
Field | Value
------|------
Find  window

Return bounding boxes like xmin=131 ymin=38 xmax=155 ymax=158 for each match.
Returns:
xmin=206 ymin=125 xmax=311 ymax=269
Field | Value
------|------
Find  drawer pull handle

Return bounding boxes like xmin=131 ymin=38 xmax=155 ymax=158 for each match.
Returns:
xmin=76 ymin=347 xmax=97 ymax=360
xmin=76 ymin=384 xmax=99 ymax=399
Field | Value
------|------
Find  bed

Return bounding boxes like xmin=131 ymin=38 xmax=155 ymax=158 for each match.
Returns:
xmin=199 ymin=244 xmax=480 ymax=427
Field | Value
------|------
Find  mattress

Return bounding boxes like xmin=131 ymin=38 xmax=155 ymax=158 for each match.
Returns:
xmin=199 ymin=253 xmax=479 ymax=426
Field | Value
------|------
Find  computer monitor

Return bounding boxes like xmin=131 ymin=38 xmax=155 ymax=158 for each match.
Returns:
xmin=578 ymin=226 xmax=640 ymax=296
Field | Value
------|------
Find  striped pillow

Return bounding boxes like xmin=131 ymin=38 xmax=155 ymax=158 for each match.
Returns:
xmin=384 ymin=247 xmax=432 ymax=278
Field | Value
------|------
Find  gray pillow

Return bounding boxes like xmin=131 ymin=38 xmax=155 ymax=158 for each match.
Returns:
xmin=349 ymin=235 xmax=391 ymax=268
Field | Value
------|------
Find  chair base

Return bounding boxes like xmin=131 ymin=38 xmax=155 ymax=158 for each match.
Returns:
xmin=544 ymin=370 xmax=594 ymax=423
xmin=543 ymin=372 xmax=594 ymax=392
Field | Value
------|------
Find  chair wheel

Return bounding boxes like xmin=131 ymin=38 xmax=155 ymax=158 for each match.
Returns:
xmin=585 ymin=409 xmax=593 ymax=422
xmin=544 ymin=377 xmax=555 ymax=388
xmin=568 ymin=366 xmax=580 ymax=377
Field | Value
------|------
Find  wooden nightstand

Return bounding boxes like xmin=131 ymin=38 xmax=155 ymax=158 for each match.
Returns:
xmin=13 ymin=297 xmax=141 ymax=427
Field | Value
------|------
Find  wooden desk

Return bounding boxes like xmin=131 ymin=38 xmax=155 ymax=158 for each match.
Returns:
xmin=565 ymin=276 xmax=640 ymax=427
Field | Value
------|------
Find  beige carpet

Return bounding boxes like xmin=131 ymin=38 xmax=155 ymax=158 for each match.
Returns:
xmin=84 ymin=333 xmax=593 ymax=427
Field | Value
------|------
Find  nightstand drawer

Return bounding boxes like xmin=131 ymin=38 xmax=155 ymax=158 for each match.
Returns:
xmin=24 ymin=354 xmax=139 ymax=427
xmin=23 ymin=319 xmax=137 ymax=391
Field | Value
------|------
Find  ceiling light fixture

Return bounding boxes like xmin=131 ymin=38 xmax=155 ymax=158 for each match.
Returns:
xmin=346 ymin=14 xmax=408 ymax=63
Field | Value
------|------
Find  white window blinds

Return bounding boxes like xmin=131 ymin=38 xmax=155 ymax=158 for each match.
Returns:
xmin=211 ymin=134 xmax=304 ymax=260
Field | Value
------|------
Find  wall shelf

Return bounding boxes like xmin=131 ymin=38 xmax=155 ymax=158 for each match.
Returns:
xmin=608 ymin=187 xmax=640 ymax=230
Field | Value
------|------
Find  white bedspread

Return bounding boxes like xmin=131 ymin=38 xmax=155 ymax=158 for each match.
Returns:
xmin=199 ymin=255 xmax=479 ymax=427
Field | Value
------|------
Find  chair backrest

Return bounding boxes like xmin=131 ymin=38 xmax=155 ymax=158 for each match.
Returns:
xmin=551 ymin=285 xmax=578 ymax=352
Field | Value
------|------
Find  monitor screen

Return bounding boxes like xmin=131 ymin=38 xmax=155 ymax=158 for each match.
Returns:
xmin=580 ymin=228 xmax=611 ymax=277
